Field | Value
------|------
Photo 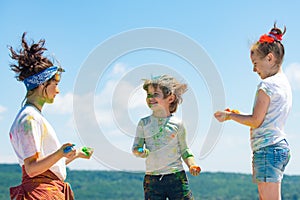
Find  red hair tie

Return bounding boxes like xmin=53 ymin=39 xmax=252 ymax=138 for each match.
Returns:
xmin=269 ymin=30 xmax=283 ymax=41
xmin=259 ymin=34 xmax=275 ymax=43
xmin=259 ymin=31 xmax=283 ymax=43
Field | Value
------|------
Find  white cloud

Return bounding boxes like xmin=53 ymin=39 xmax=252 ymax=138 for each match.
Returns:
xmin=42 ymin=62 xmax=134 ymax=133
xmin=112 ymin=62 xmax=126 ymax=75
xmin=71 ymin=62 xmax=139 ymax=136
xmin=0 ymin=105 xmax=7 ymax=120
xmin=285 ymin=63 xmax=300 ymax=90
xmin=0 ymin=105 xmax=6 ymax=113
xmin=44 ymin=92 xmax=73 ymax=114
xmin=94 ymin=69 xmax=140 ymax=134
xmin=128 ymin=86 xmax=147 ymax=109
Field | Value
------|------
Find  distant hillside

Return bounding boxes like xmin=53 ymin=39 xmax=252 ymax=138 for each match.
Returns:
xmin=1 ymin=164 xmax=299 ymax=200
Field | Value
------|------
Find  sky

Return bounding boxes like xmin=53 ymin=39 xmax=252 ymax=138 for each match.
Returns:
xmin=0 ymin=1 xmax=300 ymax=175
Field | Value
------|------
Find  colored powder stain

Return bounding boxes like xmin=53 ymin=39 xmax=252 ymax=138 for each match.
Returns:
xmin=153 ymin=131 xmax=162 ymax=140
xmin=224 ymin=108 xmax=240 ymax=114
xmin=27 ymin=115 xmax=34 ymax=121
xmin=24 ymin=116 xmax=34 ymax=132
xmin=190 ymin=165 xmax=201 ymax=173
xmin=23 ymin=122 xmax=30 ymax=132
xmin=159 ymin=127 xmax=163 ymax=132
xmin=40 ymin=123 xmax=48 ymax=141
xmin=9 ymin=133 xmax=12 ymax=140
xmin=225 ymin=108 xmax=231 ymax=112
xmin=137 ymin=147 xmax=144 ymax=153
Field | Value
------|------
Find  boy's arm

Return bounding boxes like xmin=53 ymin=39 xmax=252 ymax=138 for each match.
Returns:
xmin=178 ymin=123 xmax=201 ymax=176
xmin=183 ymin=156 xmax=201 ymax=176
xmin=132 ymin=120 xmax=149 ymax=158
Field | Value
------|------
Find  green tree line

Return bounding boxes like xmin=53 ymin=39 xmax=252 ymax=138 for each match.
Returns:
xmin=1 ymin=164 xmax=299 ymax=199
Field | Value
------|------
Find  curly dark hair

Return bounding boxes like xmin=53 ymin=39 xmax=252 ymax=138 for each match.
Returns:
xmin=9 ymin=32 xmax=53 ymax=81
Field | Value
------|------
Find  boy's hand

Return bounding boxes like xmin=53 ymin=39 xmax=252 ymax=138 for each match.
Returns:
xmin=133 ymin=147 xmax=149 ymax=158
xmin=189 ymin=165 xmax=201 ymax=176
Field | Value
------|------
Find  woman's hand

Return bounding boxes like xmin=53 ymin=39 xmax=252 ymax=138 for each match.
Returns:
xmin=77 ymin=147 xmax=94 ymax=159
xmin=60 ymin=143 xmax=76 ymax=159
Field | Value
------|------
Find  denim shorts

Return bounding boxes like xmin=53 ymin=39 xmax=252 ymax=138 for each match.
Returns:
xmin=252 ymin=142 xmax=290 ymax=183
xmin=143 ymin=171 xmax=193 ymax=200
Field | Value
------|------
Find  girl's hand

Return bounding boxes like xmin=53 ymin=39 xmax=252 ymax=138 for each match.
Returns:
xmin=215 ymin=108 xmax=240 ymax=122
xmin=189 ymin=165 xmax=201 ymax=176
xmin=214 ymin=111 xmax=229 ymax=122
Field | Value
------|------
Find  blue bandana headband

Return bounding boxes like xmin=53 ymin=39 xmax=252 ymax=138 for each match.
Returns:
xmin=23 ymin=66 xmax=62 ymax=91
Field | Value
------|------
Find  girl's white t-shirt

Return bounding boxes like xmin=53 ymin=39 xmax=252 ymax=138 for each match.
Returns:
xmin=9 ymin=104 xmax=66 ymax=180
xmin=251 ymin=72 xmax=292 ymax=151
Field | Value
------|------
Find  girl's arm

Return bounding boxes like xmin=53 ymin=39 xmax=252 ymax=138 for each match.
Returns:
xmin=214 ymin=89 xmax=270 ymax=128
xmin=23 ymin=143 xmax=75 ymax=177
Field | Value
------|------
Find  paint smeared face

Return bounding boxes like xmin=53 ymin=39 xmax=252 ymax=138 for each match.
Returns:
xmin=44 ymin=80 xmax=60 ymax=103
xmin=146 ymin=85 xmax=171 ymax=112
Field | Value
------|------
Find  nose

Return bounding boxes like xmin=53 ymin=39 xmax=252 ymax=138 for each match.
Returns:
xmin=56 ymin=86 xmax=60 ymax=94
xmin=253 ymin=66 xmax=257 ymax=72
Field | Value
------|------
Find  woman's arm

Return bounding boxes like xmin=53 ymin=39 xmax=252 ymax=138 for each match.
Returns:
xmin=23 ymin=143 xmax=75 ymax=177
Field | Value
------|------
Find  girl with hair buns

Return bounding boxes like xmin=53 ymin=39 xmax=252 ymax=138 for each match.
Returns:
xmin=214 ymin=24 xmax=292 ymax=199
xmin=8 ymin=33 xmax=93 ymax=199
xmin=132 ymin=75 xmax=200 ymax=200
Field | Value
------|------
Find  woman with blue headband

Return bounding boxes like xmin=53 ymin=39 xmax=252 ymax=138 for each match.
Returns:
xmin=8 ymin=33 xmax=93 ymax=199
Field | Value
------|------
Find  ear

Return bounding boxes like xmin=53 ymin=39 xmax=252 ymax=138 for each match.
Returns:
xmin=37 ymin=84 xmax=44 ymax=89
xmin=168 ymin=94 xmax=175 ymax=103
xmin=266 ymin=53 xmax=274 ymax=63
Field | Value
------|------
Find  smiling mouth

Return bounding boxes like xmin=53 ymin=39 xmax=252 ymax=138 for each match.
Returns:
xmin=149 ymin=102 xmax=158 ymax=107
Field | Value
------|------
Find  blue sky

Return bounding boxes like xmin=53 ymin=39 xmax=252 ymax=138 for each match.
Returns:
xmin=0 ymin=1 xmax=299 ymax=175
